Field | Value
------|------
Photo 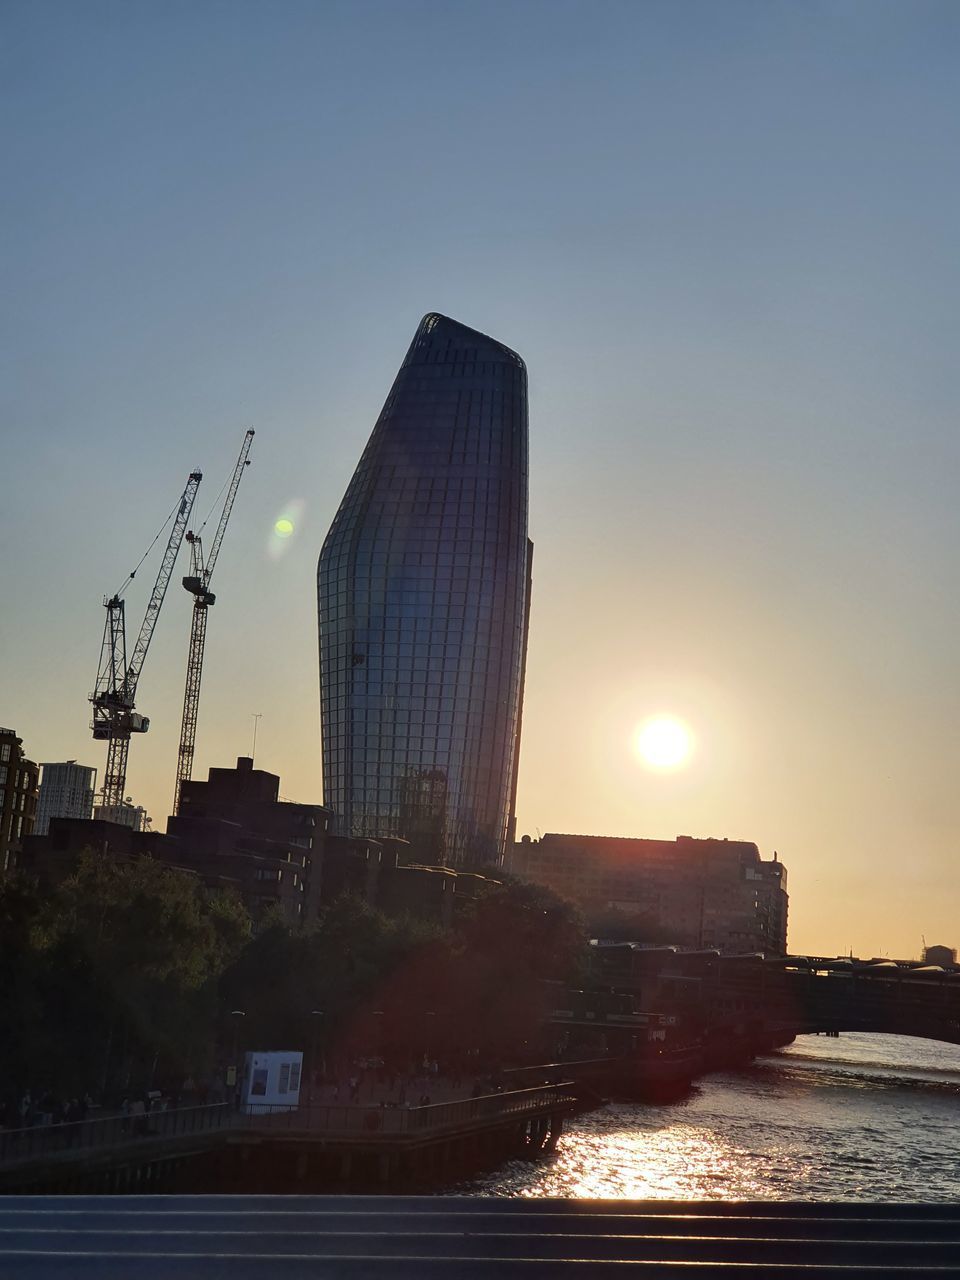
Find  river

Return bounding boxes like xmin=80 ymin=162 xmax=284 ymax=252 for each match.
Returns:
xmin=456 ymin=1034 xmax=960 ymax=1201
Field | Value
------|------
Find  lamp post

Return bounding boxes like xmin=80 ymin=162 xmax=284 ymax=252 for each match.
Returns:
xmin=229 ymin=1010 xmax=245 ymax=1101
xmin=424 ymin=1010 xmax=435 ymax=1069
xmin=371 ymin=1010 xmax=384 ymax=1065
xmin=309 ymin=1010 xmax=324 ymax=1103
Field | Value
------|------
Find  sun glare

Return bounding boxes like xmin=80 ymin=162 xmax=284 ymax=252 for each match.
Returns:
xmin=635 ymin=716 xmax=694 ymax=771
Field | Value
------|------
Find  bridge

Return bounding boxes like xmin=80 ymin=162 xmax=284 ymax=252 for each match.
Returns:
xmin=738 ymin=955 xmax=960 ymax=1047
xmin=583 ymin=945 xmax=960 ymax=1058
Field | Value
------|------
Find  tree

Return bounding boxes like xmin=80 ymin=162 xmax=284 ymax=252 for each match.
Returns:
xmin=0 ymin=874 xmax=51 ymax=1100
xmin=18 ymin=852 xmax=251 ymax=1098
xmin=218 ymin=896 xmax=442 ymax=1068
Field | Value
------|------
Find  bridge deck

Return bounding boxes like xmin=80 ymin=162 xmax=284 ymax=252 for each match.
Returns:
xmin=1 ymin=1195 xmax=959 ymax=1275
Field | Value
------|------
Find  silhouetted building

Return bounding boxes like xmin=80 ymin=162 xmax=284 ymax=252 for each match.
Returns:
xmin=169 ymin=756 xmax=331 ymax=923
xmin=21 ymin=758 xmax=330 ymax=927
xmin=35 ymin=760 xmax=97 ymax=834
xmin=0 ymin=727 xmax=39 ymax=873
xmin=378 ymin=862 xmax=457 ymax=929
xmin=19 ymin=752 xmax=499 ymax=929
xmin=923 ymin=944 xmax=957 ymax=967
xmin=320 ymin=833 xmax=385 ymax=906
xmin=318 ymin=313 xmax=532 ymax=870
xmin=507 ymin=833 xmax=789 ymax=956
xmin=320 ymin=832 xmax=497 ymax=927
xmin=19 ymin=817 xmax=172 ymax=884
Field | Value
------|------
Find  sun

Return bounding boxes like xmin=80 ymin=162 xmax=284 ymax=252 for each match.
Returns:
xmin=634 ymin=716 xmax=694 ymax=771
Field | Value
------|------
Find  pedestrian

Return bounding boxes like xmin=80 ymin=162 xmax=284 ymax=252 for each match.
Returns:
xmin=129 ymin=1095 xmax=146 ymax=1136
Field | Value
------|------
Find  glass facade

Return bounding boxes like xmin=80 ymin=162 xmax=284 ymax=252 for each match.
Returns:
xmin=318 ymin=313 xmax=531 ymax=869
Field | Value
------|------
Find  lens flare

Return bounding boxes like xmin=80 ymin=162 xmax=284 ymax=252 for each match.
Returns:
xmin=268 ymin=499 xmax=306 ymax=560
xmin=634 ymin=716 xmax=694 ymax=771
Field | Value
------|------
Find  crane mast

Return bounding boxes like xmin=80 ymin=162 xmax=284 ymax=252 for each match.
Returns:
xmin=173 ymin=429 xmax=254 ymax=813
xmin=91 ymin=470 xmax=203 ymax=812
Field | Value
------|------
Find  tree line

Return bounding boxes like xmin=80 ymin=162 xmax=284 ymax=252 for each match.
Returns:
xmin=0 ymin=852 xmax=585 ymax=1108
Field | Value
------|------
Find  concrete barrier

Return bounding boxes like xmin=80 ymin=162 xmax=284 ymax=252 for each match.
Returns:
xmin=1 ymin=1194 xmax=959 ymax=1275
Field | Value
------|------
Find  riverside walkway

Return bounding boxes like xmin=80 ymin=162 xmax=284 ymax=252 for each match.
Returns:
xmin=0 ymin=1086 xmax=577 ymax=1192
xmin=2 ymin=1194 xmax=960 ymax=1275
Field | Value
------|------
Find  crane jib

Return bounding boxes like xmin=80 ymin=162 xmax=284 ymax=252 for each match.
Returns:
xmin=173 ymin=429 xmax=254 ymax=814
xmin=91 ymin=468 xmax=203 ymax=812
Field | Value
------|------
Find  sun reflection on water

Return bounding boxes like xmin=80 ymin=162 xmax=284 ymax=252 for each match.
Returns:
xmin=509 ymin=1112 xmax=781 ymax=1201
xmin=458 ymin=1037 xmax=960 ymax=1202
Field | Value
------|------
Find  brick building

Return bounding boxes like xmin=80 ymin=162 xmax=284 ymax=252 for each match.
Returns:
xmin=0 ymin=727 xmax=39 ymax=873
xmin=506 ymin=832 xmax=788 ymax=955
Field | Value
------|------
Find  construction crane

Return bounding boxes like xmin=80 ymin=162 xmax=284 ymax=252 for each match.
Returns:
xmin=91 ymin=470 xmax=203 ymax=812
xmin=172 ymin=429 xmax=254 ymax=814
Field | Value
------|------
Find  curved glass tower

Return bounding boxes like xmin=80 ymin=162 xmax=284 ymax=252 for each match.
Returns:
xmin=318 ymin=313 xmax=531 ymax=869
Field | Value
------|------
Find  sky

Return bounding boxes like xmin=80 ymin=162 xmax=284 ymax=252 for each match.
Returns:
xmin=3 ymin=0 xmax=960 ymax=960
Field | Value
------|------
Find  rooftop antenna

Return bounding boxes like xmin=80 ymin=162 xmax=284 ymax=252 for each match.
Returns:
xmin=251 ymin=713 xmax=262 ymax=762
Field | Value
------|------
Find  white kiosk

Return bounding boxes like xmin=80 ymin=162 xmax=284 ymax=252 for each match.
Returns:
xmin=240 ymin=1050 xmax=303 ymax=1114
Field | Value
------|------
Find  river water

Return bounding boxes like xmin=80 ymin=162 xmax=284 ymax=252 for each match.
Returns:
xmin=457 ymin=1034 xmax=960 ymax=1201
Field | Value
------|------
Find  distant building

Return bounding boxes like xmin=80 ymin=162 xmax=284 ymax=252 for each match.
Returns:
xmin=94 ymin=801 xmax=148 ymax=831
xmin=0 ymin=727 xmax=39 ymax=873
xmin=507 ymin=832 xmax=788 ymax=956
xmin=19 ymin=752 xmax=499 ymax=929
xmin=923 ymin=944 xmax=957 ymax=967
xmin=35 ymin=761 xmax=97 ymax=834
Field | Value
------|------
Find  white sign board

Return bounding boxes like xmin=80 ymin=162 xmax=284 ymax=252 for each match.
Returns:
xmin=240 ymin=1050 xmax=303 ymax=1114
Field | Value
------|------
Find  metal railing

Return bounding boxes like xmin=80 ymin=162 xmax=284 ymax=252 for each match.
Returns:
xmin=0 ymin=1101 xmax=233 ymax=1168
xmin=0 ymin=1083 xmax=576 ymax=1169
xmin=245 ymin=1082 xmax=576 ymax=1137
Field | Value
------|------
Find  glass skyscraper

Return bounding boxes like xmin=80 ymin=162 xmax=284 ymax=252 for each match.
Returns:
xmin=318 ymin=313 xmax=531 ymax=869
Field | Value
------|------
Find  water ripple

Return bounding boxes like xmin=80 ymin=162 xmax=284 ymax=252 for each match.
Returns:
xmin=455 ymin=1034 xmax=960 ymax=1201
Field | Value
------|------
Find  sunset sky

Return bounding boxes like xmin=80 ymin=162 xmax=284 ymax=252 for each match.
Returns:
xmin=4 ymin=0 xmax=959 ymax=959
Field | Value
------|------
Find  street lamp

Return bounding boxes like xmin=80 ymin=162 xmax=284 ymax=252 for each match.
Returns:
xmin=371 ymin=1010 xmax=384 ymax=1063
xmin=424 ymin=1010 xmax=435 ymax=1068
xmin=309 ymin=1010 xmax=324 ymax=1102
xmin=229 ymin=1010 xmax=245 ymax=1096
